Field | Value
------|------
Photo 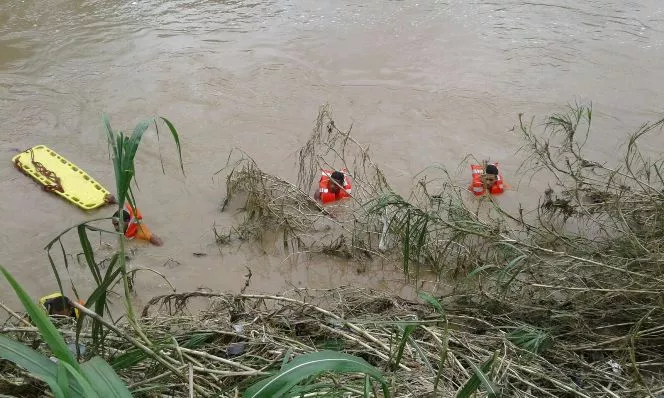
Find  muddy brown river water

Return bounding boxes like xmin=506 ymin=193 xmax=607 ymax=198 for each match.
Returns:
xmin=1 ymin=0 xmax=663 ymax=308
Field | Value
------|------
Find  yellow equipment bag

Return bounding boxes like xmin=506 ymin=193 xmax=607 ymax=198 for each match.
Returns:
xmin=12 ymin=145 xmax=111 ymax=210
xmin=39 ymin=293 xmax=81 ymax=319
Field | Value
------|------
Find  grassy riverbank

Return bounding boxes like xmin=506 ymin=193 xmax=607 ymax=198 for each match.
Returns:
xmin=2 ymin=104 xmax=664 ymax=397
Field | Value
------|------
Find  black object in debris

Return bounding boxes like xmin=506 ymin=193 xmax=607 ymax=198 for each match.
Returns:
xmin=226 ymin=342 xmax=246 ymax=357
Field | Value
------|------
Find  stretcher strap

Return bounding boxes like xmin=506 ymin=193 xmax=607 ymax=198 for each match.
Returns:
xmin=14 ymin=149 xmax=64 ymax=193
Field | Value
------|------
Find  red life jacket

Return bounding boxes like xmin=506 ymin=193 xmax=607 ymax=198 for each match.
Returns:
xmin=469 ymin=163 xmax=504 ymax=196
xmin=123 ymin=203 xmax=143 ymax=239
xmin=319 ymin=169 xmax=352 ymax=204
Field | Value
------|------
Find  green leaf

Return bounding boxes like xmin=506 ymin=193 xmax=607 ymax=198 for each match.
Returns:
xmin=81 ymin=356 xmax=133 ymax=397
xmin=392 ymin=324 xmax=417 ymax=370
xmin=159 ymin=116 xmax=185 ymax=175
xmin=243 ymin=350 xmax=390 ymax=398
xmin=110 ymin=337 xmax=172 ymax=371
xmin=77 ymin=253 xmax=122 ymax=353
xmin=182 ymin=332 xmax=215 ymax=349
xmin=407 ymin=335 xmax=436 ymax=377
xmin=283 ymin=382 xmax=338 ymax=397
xmin=433 ymin=322 xmax=449 ymax=394
xmin=418 ymin=291 xmax=445 ymax=317
xmin=60 ymin=361 xmax=99 ymax=398
xmin=466 ymin=264 xmax=498 ymax=279
xmin=56 ymin=361 xmax=70 ymax=395
xmin=49 ymin=380 xmax=67 ymax=398
xmin=0 ymin=335 xmax=81 ymax=398
xmin=0 ymin=266 xmax=79 ymax=371
xmin=414 ymin=216 xmax=429 ymax=284
xmin=45 ymin=247 xmax=65 ymax=306
xmin=77 ymin=225 xmax=101 ymax=285
xmin=0 ymin=335 xmax=56 ymax=384
xmin=109 ymin=347 xmax=150 ymax=371
xmin=507 ymin=325 xmax=553 ymax=355
xmin=280 ymin=348 xmax=294 ymax=370
xmin=456 ymin=352 xmax=499 ymax=398
xmin=403 ymin=209 xmax=411 ymax=279
xmin=498 ymin=255 xmax=527 ymax=289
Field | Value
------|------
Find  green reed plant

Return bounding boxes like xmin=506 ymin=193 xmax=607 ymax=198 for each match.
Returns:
xmin=102 ymin=114 xmax=183 ymax=338
xmin=42 ymin=114 xmax=183 ymax=352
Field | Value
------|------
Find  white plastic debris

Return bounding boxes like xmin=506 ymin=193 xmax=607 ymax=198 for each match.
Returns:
xmin=608 ymin=359 xmax=622 ymax=375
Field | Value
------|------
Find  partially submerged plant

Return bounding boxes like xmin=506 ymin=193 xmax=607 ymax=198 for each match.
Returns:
xmin=3 ymin=103 xmax=663 ymax=397
xmin=216 ymin=103 xmax=664 ymax=396
xmin=41 ymin=114 xmax=183 ymax=354
xmin=217 ymin=149 xmax=324 ymax=247
xmin=102 ymin=115 xmax=183 ymax=332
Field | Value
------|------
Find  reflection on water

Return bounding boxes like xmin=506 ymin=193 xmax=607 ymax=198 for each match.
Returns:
xmin=0 ymin=0 xmax=663 ymax=304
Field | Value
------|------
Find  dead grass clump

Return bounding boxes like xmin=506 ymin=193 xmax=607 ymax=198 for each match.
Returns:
xmin=7 ymin=287 xmax=662 ymax=397
xmin=211 ymin=103 xmax=664 ymax=396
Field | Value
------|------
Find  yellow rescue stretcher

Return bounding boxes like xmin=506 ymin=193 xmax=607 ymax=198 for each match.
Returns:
xmin=12 ymin=145 xmax=111 ymax=210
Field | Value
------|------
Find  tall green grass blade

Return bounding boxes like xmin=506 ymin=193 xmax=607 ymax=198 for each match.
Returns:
xmin=77 ymin=225 xmax=101 ymax=285
xmin=46 ymin=246 xmax=65 ymax=300
xmin=418 ymin=291 xmax=445 ymax=317
xmin=182 ymin=332 xmax=215 ymax=349
xmin=498 ymin=254 xmax=527 ymax=290
xmin=103 ymin=113 xmax=187 ymax=342
xmin=77 ymin=254 xmax=122 ymax=353
xmin=392 ymin=324 xmax=417 ymax=371
xmin=111 ymin=339 xmax=168 ymax=371
xmin=0 ymin=335 xmax=56 ymax=378
xmin=281 ymin=348 xmax=294 ymax=370
xmin=433 ymin=322 xmax=449 ymax=394
xmin=243 ymin=350 xmax=390 ymax=398
xmin=60 ymin=361 xmax=99 ymax=398
xmin=102 ymin=114 xmax=115 ymax=143
xmin=50 ymin=381 xmax=66 ymax=398
xmin=56 ymin=361 xmax=70 ymax=395
xmin=466 ymin=264 xmax=499 ymax=279
xmin=153 ymin=120 xmax=166 ymax=174
xmin=507 ymin=325 xmax=553 ymax=355
xmin=43 ymin=219 xmax=115 ymax=310
xmin=0 ymin=266 xmax=78 ymax=370
xmin=407 ymin=335 xmax=436 ymax=377
xmin=109 ymin=348 xmax=149 ymax=371
xmin=0 ymin=334 xmax=66 ymax=397
xmin=159 ymin=116 xmax=185 ymax=175
xmin=456 ymin=352 xmax=498 ymax=398
xmin=403 ymin=209 xmax=411 ymax=280
xmin=464 ymin=353 xmax=499 ymax=397
xmin=364 ymin=375 xmax=371 ymax=397
xmin=81 ymin=356 xmax=132 ymax=397
xmin=414 ymin=217 xmax=429 ymax=284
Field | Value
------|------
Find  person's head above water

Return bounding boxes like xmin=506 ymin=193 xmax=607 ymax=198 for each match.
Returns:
xmin=482 ymin=164 xmax=499 ymax=187
xmin=329 ymin=171 xmax=345 ymax=194
xmin=112 ymin=209 xmax=131 ymax=233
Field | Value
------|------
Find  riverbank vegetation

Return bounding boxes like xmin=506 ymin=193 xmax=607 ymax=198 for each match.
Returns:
xmin=2 ymin=104 xmax=664 ymax=397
